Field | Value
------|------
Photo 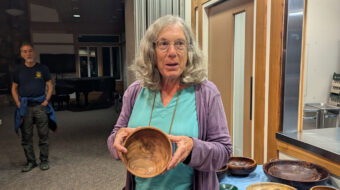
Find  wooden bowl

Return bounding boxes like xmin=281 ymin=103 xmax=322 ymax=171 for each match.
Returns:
xmin=121 ymin=127 xmax=172 ymax=178
xmin=217 ymin=164 xmax=229 ymax=180
xmin=227 ymin=156 xmax=257 ymax=176
xmin=310 ymin=186 xmax=338 ymax=190
xmin=263 ymin=160 xmax=330 ymax=190
xmin=247 ymin=182 xmax=297 ymax=190
xmin=217 ymin=164 xmax=228 ymax=174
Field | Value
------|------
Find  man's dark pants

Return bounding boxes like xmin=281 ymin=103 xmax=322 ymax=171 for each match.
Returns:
xmin=20 ymin=104 xmax=49 ymax=164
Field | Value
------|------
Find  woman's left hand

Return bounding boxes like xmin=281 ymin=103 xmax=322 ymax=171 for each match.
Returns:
xmin=167 ymin=135 xmax=193 ymax=170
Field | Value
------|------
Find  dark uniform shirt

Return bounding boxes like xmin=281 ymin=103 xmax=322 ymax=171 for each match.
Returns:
xmin=13 ymin=63 xmax=51 ymax=97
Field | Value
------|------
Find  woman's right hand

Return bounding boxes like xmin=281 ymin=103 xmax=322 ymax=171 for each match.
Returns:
xmin=113 ymin=127 xmax=137 ymax=160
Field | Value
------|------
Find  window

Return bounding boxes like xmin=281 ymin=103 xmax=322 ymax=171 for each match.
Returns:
xmin=102 ymin=46 xmax=121 ymax=79
xmin=79 ymin=47 xmax=98 ymax=78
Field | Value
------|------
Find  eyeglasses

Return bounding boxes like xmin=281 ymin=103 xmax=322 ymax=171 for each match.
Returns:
xmin=155 ymin=39 xmax=187 ymax=52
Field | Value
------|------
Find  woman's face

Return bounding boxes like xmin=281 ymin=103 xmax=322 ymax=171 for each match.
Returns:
xmin=155 ymin=24 xmax=188 ymax=82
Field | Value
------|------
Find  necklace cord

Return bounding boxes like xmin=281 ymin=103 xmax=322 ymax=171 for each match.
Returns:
xmin=148 ymin=90 xmax=181 ymax=135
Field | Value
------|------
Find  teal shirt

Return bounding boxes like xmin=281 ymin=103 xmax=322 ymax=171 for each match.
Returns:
xmin=128 ymin=86 xmax=198 ymax=190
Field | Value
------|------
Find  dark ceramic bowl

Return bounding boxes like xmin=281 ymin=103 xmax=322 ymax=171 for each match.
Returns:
xmin=227 ymin=156 xmax=257 ymax=176
xmin=263 ymin=160 xmax=330 ymax=190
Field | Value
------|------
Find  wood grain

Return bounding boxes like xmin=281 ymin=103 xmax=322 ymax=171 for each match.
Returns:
xmin=122 ymin=127 xmax=172 ymax=178
xmin=254 ymin=0 xmax=268 ymax=164
xmin=267 ymin=0 xmax=285 ymax=161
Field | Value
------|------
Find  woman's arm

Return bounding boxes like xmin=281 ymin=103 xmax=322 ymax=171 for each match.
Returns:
xmin=189 ymin=86 xmax=232 ymax=172
xmin=107 ymin=81 xmax=142 ymax=159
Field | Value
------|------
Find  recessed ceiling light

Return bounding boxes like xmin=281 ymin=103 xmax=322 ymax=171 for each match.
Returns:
xmin=73 ymin=14 xmax=80 ymax=18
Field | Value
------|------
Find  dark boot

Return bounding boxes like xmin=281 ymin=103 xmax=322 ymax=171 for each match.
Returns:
xmin=40 ymin=161 xmax=49 ymax=171
xmin=22 ymin=162 xmax=37 ymax=172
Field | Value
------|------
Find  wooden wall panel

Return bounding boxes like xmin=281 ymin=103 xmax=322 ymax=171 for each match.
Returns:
xmin=254 ymin=0 xmax=268 ymax=164
xmin=267 ymin=0 xmax=285 ymax=161
xmin=125 ymin=0 xmax=135 ymax=86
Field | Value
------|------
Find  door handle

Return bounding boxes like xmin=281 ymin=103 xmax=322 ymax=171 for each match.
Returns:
xmin=250 ymin=76 xmax=253 ymax=120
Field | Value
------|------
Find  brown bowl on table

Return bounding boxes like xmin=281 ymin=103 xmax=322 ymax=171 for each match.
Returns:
xmin=217 ymin=164 xmax=228 ymax=174
xmin=216 ymin=164 xmax=228 ymax=179
xmin=263 ymin=159 xmax=330 ymax=190
xmin=227 ymin=156 xmax=257 ymax=176
xmin=121 ymin=127 xmax=172 ymax=178
xmin=310 ymin=186 xmax=338 ymax=190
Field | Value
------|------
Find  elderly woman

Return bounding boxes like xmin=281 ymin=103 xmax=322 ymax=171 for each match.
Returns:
xmin=107 ymin=15 xmax=232 ymax=190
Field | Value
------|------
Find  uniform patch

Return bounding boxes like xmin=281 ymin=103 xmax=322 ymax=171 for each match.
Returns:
xmin=35 ymin=71 xmax=42 ymax=79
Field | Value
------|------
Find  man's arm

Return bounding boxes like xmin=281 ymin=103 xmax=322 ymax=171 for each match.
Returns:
xmin=42 ymin=80 xmax=53 ymax=106
xmin=11 ymin=82 xmax=20 ymax=108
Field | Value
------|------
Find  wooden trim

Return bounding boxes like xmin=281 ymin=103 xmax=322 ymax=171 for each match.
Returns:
xmin=125 ymin=0 xmax=136 ymax=86
xmin=198 ymin=3 xmax=203 ymax=48
xmin=277 ymin=140 xmax=340 ymax=176
xmin=267 ymin=0 xmax=285 ymax=161
xmin=242 ymin=2 xmax=254 ymax=158
xmin=254 ymin=0 xmax=268 ymax=164
xmin=197 ymin=0 xmax=212 ymax=48
xmin=191 ymin=0 xmax=197 ymax=35
xmin=297 ymin=0 xmax=308 ymax=132
xmin=200 ymin=0 xmax=211 ymax=4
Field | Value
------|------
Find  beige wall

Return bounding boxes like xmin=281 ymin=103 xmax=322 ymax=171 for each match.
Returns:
xmin=303 ymin=0 xmax=340 ymax=103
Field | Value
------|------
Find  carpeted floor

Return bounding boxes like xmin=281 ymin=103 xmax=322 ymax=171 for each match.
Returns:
xmin=0 ymin=104 xmax=126 ymax=190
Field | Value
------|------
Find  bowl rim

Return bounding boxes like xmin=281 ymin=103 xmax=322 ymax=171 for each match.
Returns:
xmin=121 ymin=126 xmax=172 ymax=178
xmin=217 ymin=164 xmax=228 ymax=173
xmin=227 ymin=156 xmax=257 ymax=169
xmin=309 ymin=185 xmax=338 ymax=190
xmin=247 ymin=182 xmax=297 ymax=190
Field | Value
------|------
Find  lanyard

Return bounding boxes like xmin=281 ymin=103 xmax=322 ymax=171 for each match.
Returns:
xmin=148 ymin=90 xmax=181 ymax=135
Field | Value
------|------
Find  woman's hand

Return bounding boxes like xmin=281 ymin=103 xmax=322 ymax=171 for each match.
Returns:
xmin=167 ymin=135 xmax=193 ymax=170
xmin=113 ymin=127 xmax=137 ymax=160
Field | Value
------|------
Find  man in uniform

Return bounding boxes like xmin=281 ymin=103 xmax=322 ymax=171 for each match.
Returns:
xmin=11 ymin=42 xmax=53 ymax=172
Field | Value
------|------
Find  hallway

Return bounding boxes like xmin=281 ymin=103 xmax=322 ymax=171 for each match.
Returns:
xmin=0 ymin=104 xmax=126 ymax=190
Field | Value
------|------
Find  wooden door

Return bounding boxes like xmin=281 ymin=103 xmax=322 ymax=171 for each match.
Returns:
xmin=208 ymin=0 xmax=254 ymax=157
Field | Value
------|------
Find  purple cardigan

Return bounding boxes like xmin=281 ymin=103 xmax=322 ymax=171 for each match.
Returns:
xmin=107 ymin=80 xmax=232 ymax=190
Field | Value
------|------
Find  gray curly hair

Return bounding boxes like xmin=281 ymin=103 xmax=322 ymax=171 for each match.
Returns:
xmin=131 ymin=15 xmax=207 ymax=90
